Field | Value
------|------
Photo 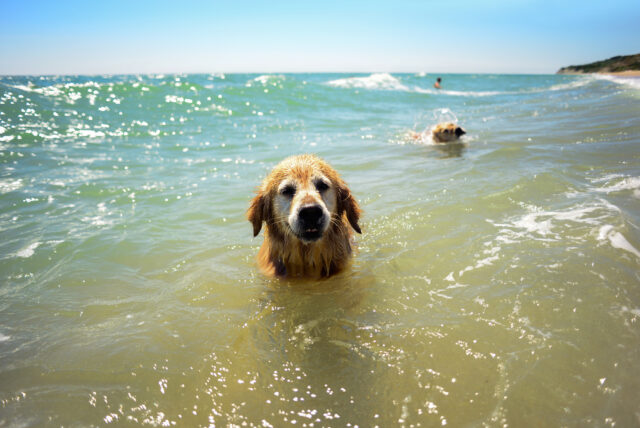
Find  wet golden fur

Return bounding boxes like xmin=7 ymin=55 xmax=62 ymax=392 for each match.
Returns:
xmin=248 ymin=154 xmax=362 ymax=278
xmin=431 ymin=122 xmax=466 ymax=143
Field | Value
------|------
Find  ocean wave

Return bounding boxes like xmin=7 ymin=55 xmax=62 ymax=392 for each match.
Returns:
xmin=413 ymin=87 xmax=503 ymax=97
xmin=326 ymin=73 xmax=602 ymax=97
xmin=327 ymin=73 xmax=410 ymax=91
xmin=426 ymin=76 xmax=597 ymax=97
xmin=590 ymin=175 xmax=640 ymax=198
xmin=8 ymin=80 xmax=158 ymax=105
xmin=594 ymin=74 xmax=640 ymax=90
xmin=11 ymin=81 xmax=102 ymax=96
xmin=327 ymin=73 xmax=507 ymax=97
xmin=545 ymin=76 xmax=596 ymax=92
xmin=245 ymin=74 xmax=287 ymax=87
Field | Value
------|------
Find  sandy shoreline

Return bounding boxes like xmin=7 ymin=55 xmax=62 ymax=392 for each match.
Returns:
xmin=600 ymin=70 xmax=640 ymax=77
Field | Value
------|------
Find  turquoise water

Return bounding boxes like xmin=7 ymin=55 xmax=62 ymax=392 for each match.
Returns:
xmin=1 ymin=72 xmax=640 ymax=426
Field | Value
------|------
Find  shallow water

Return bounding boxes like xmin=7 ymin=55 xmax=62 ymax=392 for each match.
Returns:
xmin=1 ymin=72 xmax=639 ymax=426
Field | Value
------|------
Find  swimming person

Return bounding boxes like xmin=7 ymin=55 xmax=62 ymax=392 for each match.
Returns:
xmin=434 ymin=77 xmax=442 ymax=89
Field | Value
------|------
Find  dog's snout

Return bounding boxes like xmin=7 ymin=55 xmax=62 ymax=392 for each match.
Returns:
xmin=455 ymin=127 xmax=466 ymax=137
xmin=299 ymin=205 xmax=324 ymax=226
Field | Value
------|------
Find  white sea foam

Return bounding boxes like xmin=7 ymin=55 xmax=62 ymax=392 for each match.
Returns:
xmin=329 ymin=73 xmax=503 ymax=96
xmin=246 ymin=75 xmax=285 ymax=87
xmin=15 ymin=242 xmax=40 ymax=258
xmin=590 ymin=173 xmax=626 ymax=183
xmin=327 ymin=73 xmax=600 ymax=97
xmin=0 ymin=333 xmax=10 ymax=342
xmin=327 ymin=73 xmax=410 ymax=91
xmin=546 ymin=77 xmax=596 ymax=92
xmin=598 ymin=225 xmax=640 ymax=259
xmin=459 ymin=249 xmax=501 ymax=277
xmin=594 ymin=74 xmax=640 ymax=90
xmin=591 ymin=176 xmax=640 ymax=197
xmin=488 ymin=200 xmax=620 ymax=244
xmin=413 ymin=86 xmax=502 ymax=97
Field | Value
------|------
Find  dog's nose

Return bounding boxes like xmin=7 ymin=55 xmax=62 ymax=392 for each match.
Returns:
xmin=455 ymin=127 xmax=466 ymax=137
xmin=298 ymin=205 xmax=324 ymax=227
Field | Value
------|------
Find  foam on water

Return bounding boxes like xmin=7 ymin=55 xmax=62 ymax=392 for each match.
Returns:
xmin=591 ymin=176 xmax=640 ymax=197
xmin=598 ymin=225 xmax=640 ymax=259
xmin=413 ymin=86 xmax=503 ymax=97
xmin=594 ymin=74 xmax=640 ymax=90
xmin=246 ymin=74 xmax=287 ymax=87
xmin=326 ymin=73 xmax=601 ymax=98
xmin=488 ymin=199 xmax=621 ymax=244
xmin=14 ymin=242 xmax=40 ymax=258
xmin=327 ymin=73 xmax=409 ymax=91
xmin=545 ymin=76 xmax=597 ymax=92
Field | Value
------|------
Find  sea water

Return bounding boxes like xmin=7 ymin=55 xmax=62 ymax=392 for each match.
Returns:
xmin=1 ymin=73 xmax=639 ymax=426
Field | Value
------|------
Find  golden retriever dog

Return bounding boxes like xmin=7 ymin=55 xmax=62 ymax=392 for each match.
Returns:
xmin=248 ymin=154 xmax=362 ymax=278
xmin=431 ymin=122 xmax=466 ymax=143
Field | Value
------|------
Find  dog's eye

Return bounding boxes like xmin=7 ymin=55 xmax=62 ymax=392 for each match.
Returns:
xmin=280 ymin=185 xmax=296 ymax=197
xmin=315 ymin=180 xmax=329 ymax=192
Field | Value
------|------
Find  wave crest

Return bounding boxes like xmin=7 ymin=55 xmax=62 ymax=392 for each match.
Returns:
xmin=327 ymin=73 xmax=409 ymax=91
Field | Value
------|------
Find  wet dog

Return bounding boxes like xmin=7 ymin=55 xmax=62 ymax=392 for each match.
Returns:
xmin=431 ymin=122 xmax=466 ymax=143
xmin=248 ymin=154 xmax=362 ymax=278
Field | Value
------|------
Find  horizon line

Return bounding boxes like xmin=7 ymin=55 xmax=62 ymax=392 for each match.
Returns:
xmin=1 ymin=70 xmax=559 ymax=78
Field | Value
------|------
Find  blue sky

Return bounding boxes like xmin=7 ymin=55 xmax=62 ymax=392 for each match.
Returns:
xmin=1 ymin=0 xmax=638 ymax=75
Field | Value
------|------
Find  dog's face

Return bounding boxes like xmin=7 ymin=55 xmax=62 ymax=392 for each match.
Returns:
xmin=275 ymin=163 xmax=336 ymax=243
xmin=249 ymin=154 xmax=361 ymax=244
xmin=432 ymin=122 xmax=466 ymax=143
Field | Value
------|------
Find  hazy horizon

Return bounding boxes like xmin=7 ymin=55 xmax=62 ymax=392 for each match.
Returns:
xmin=1 ymin=0 xmax=639 ymax=76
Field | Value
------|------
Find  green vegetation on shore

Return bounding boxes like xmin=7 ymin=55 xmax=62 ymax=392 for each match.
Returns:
xmin=557 ymin=53 xmax=640 ymax=74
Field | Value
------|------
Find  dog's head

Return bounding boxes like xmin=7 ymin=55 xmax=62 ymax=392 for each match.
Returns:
xmin=432 ymin=122 xmax=466 ymax=143
xmin=248 ymin=154 xmax=361 ymax=243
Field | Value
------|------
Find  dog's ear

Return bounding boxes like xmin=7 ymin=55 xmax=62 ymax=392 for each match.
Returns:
xmin=337 ymin=182 xmax=362 ymax=234
xmin=247 ymin=191 xmax=270 ymax=237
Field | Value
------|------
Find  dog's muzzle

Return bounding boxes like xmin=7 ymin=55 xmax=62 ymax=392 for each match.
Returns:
xmin=297 ymin=204 xmax=325 ymax=241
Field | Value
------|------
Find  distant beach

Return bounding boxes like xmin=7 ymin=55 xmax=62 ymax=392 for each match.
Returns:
xmin=560 ymin=70 xmax=640 ymax=77
xmin=556 ymin=53 xmax=640 ymax=76
xmin=602 ymin=70 xmax=640 ymax=77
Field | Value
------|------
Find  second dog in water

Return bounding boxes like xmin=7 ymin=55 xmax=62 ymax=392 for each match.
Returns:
xmin=410 ymin=122 xmax=466 ymax=143
xmin=431 ymin=122 xmax=466 ymax=143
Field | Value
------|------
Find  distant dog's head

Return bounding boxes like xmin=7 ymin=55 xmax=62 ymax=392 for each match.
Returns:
xmin=432 ymin=122 xmax=466 ymax=143
xmin=248 ymin=154 xmax=361 ymax=245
